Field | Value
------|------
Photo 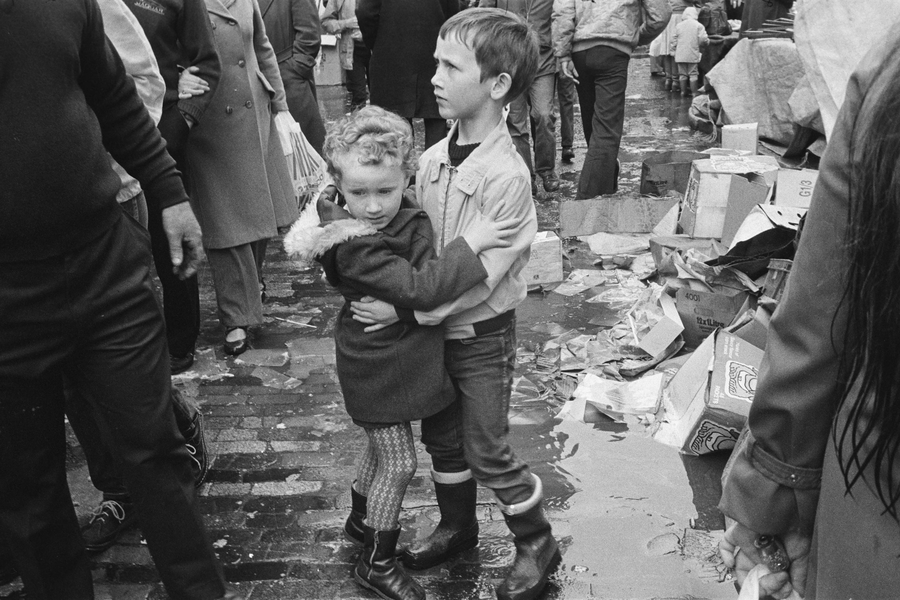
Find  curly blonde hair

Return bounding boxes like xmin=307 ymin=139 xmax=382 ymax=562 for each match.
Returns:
xmin=323 ymin=106 xmax=418 ymax=184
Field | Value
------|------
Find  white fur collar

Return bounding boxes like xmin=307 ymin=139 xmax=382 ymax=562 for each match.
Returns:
xmin=283 ymin=214 xmax=377 ymax=265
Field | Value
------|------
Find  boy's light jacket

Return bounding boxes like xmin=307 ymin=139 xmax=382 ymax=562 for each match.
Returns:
xmin=552 ymin=0 xmax=671 ymax=59
xmin=404 ymin=117 xmax=538 ymax=338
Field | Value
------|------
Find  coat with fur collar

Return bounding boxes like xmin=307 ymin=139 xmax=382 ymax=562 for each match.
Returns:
xmin=284 ymin=199 xmax=487 ymax=424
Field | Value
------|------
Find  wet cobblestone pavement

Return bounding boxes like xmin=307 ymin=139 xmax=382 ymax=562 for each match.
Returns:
xmin=2 ymin=57 xmax=740 ymax=599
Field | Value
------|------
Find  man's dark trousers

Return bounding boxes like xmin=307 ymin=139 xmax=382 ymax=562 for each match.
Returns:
xmin=0 ymin=214 xmax=224 ymax=600
xmin=153 ymin=103 xmax=201 ymax=359
xmin=571 ymin=45 xmax=630 ymax=199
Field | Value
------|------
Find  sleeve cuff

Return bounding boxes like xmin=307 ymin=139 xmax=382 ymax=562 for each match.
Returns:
xmin=749 ymin=435 xmax=822 ymax=490
xmin=395 ymin=307 xmax=418 ymax=324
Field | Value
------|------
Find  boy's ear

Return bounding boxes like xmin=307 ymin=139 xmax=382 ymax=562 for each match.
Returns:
xmin=490 ymin=72 xmax=513 ymax=101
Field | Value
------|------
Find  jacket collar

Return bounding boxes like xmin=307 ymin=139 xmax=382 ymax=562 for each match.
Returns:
xmin=428 ymin=112 xmax=513 ymax=196
xmin=206 ymin=0 xmax=235 ymax=20
xmin=259 ymin=0 xmax=276 ymax=17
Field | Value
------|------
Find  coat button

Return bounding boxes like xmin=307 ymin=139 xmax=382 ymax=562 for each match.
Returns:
xmin=238 ymin=59 xmax=246 ymax=67
xmin=225 ymin=106 xmax=233 ymax=114
xmin=245 ymin=101 xmax=253 ymax=108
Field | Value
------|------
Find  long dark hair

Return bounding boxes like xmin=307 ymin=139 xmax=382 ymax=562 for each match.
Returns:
xmin=835 ymin=41 xmax=900 ymax=521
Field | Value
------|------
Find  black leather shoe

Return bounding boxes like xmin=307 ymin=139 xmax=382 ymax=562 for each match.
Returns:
xmin=561 ymin=148 xmax=575 ymax=163
xmin=82 ymin=499 xmax=137 ymax=553
xmin=170 ymin=351 xmax=195 ymax=375
xmin=172 ymin=388 xmax=209 ymax=486
xmin=224 ymin=328 xmax=249 ymax=356
xmin=355 ymin=526 xmax=425 ymax=600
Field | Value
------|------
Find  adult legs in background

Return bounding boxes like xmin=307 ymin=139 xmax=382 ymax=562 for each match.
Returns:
xmin=0 ymin=214 xmax=225 ymax=600
xmin=571 ymin=46 xmax=630 ymax=199
xmin=280 ymin=62 xmax=327 ymax=155
xmin=153 ymin=104 xmax=201 ymax=369
xmin=529 ymin=71 xmax=559 ymax=192
xmin=206 ymin=240 xmax=269 ymax=355
xmin=347 ymin=41 xmax=371 ymax=110
xmin=556 ymin=75 xmax=576 ymax=163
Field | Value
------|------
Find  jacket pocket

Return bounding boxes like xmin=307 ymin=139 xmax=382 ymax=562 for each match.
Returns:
xmin=256 ymin=69 xmax=276 ymax=97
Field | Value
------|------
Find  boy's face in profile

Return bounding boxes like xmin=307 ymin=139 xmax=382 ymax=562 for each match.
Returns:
xmin=334 ymin=151 xmax=409 ymax=231
xmin=432 ymin=33 xmax=496 ymax=121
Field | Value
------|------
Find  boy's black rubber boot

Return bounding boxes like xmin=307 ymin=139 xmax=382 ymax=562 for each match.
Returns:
xmin=398 ymin=476 xmax=478 ymax=570
xmin=354 ymin=525 xmax=425 ymax=600
xmin=496 ymin=475 xmax=561 ymax=600
xmin=344 ymin=486 xmax=367 ymax=544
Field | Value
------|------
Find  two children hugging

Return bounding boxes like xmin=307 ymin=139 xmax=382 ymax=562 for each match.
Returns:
xmin=286 ymin=9 xmax=560 ymax=600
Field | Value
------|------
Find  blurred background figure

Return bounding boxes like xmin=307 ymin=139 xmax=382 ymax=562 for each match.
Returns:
xmin=357 ymin=0 xmax=460 ymax=150
xmin=183 ymin=0 xmax=299 ymax=356
xmin=262 ymin=0 xmax=328 ymax=154
xmin=322 ymin=0 xmax=371 ymax=112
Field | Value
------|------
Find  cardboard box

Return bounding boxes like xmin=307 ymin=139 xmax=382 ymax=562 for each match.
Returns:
xmin=640 ymin=151 xmax=710 ymax=197
xmin=722 ymin=123 xmax=759 ymax=154
xmin=521 ymin=231 xmax=563 ymax=285
xmin=559 ymin=193 xmax=678 ymax=237
xmin=729 ymin=204 xmax=807 ymax=249
xmin=679 ymin=156 xmax=780 ymax=239
xmin=675 ymin=287 xmax=749 ymax=349
xmin=727 ymin=305 xmax=771 ymax=351
xmin=636 ymin=294 xmax=684 ymax=358
xmin=720 ymin=173 xmax=772 ymax=247
xmin=774 ymin=168 xmax=819 ymax=208
xmin=656 ymin=330 xmax=764 ymax=455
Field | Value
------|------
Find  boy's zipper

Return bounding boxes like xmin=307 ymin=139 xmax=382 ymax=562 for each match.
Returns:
xmin=440 ymin=164 xmax=457 ymax=252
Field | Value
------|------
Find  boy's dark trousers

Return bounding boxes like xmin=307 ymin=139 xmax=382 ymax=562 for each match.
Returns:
xmin=0 ymin=213 xmax=224 ymax=600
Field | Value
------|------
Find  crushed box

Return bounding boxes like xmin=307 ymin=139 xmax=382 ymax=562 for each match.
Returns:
xmin=656 ymin=330 xmax=764 ymax=455
xmin=675 ymin=287 xmax=749 ymax=349
xmin=521 ymin=231 xmax=563 ymax=285
xmin=679 ymin=156 xmax=780 ymax=239
xmin=720 ymin=173 xmax=773 ymax=247
xmin=640 ymin=150 xmax=710 ymax=197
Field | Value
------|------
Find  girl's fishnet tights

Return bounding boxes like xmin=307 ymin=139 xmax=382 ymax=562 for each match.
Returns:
xmin=352 ymin=422 xmax=417 ymax=531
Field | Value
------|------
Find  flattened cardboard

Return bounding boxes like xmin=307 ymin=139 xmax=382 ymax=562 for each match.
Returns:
xmin=521 ymin=231 xmax=563 ymax=285
xmin=657 ymin=330 xmax=763 ymax=455
xmin=774 ymin=168 xmax=819 ymax=208
xmin=636 ymin=294 xmax=684 ymax=358
xmin=721 ymin=173 xmax=772 ymax=247
xmin=560 ymin=194 xmax=678 ymax=237
xmin=675 ymin=287 xmax=749 ymax=349
xmin=649 ymin=235 xmax=720 ymax=270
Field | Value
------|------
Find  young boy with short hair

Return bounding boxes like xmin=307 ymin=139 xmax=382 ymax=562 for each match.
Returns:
xmin=349 ymin=9 xmax=561 ymax=600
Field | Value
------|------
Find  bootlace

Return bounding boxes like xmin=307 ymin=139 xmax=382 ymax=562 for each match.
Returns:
xmin=90 ymin=499 xmax=127 ymax=524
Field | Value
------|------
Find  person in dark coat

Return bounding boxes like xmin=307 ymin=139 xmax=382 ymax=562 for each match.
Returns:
xmin=124 ymin=0 xmax=222 ymax=375
xmin=261 ymin=0 xmax=328 ymax=153
xmin=284 ymin=106 xmax=513 ymax=600
xmin=718 ymin=31 xmax=900 ymax=600
xmin=356 ymin=0 xmax=460 ymax=149
xmin=737 ymin=0 xmax=792 ymax=32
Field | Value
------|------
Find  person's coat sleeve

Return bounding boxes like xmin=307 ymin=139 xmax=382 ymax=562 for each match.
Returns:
xmin=356 ymin=0 xmax=381 ymax=51
xmin=288 ymin=0 xmax=322 ymax=79
xmin=176 ymin=0 xmax=221 ymax=123
xmin=79 ymin=0 xmax=189 ymax=212
xmin=638 ymin=0 xmax=671 ymax=46
xmin=718 ymin=50 xmax=878 ymax=536
xmin=252 ymin=0 xmax=290 ymax=111
xmin=335 ymin=233 xmax=489 ymax=312
xmin=407 ymin=175 xmax=537 ymax=325
xmin=321 ymin=0 xmax=350 ymax=34
xmin=551 ymin=0 xmax=576 ymax=59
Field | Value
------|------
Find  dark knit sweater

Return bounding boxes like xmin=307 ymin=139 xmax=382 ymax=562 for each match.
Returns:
xmin=124 ymin=0 xmax=221 ymax=120
xmin=0 ymin=0 xmax=190 ymax=262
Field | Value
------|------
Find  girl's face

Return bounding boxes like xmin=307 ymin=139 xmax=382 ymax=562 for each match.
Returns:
xmin=334 ymin=151 xmax=409 ymax=231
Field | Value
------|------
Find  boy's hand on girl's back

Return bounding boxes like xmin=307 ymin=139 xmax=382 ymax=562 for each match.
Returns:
xmin=463 ymin=201 xmax=518 ymax=254
xmin=351 ymin=296 xmax=399 ymax=332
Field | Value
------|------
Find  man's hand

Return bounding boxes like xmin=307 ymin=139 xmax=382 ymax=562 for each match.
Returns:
xmin=558 ymin=57 xmax=579 ymax=84
xmin=350 ymin=296 xmax=399 ymax=333
xmin=178 ymin=66 xmax=210 ymax=99
xmin=161 ymin=202 xmax=204 ymax=279
xmin=719 ymin=523 xmax=810 ymax=599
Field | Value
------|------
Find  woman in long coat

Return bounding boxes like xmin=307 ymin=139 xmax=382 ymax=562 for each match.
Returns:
xmin=718 ymin=33 xmax=900 ymax=599
xmin=185 ymin=0 xmax=297 ymax=355
xmin=356 ymin=0 xmax=459 ymax=149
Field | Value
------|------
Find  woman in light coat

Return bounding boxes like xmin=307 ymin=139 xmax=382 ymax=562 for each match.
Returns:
xmin=184 ymin=0 xmax=297 ymax=355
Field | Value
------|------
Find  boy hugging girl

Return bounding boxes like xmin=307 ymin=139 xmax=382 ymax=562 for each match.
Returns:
xmin=286 ymin=9 xmax=560 ymax=600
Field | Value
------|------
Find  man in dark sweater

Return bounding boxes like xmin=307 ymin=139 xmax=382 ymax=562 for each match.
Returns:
xmin=0 ymin=1 xmax=238 ymax=599
xmin=124 ymin=0 xmax=222 ymax=375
